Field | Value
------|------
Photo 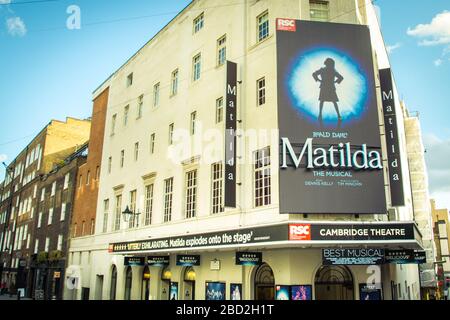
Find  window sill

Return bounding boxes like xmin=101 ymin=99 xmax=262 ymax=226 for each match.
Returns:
xmin=249 ymin=34 xmax=274 ymax=52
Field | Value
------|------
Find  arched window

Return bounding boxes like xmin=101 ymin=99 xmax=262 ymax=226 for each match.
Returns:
xmin=110 ymin=265 xmax=117 ymax=300
xmin=314 ymin=265 xmax=354 ymax=300
xmin=124 ymin=266 xmax=133 ymax=300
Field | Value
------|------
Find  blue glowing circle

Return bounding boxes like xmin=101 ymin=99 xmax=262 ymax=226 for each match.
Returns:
xmin=286 ymin=48 xmax=368 ymax=127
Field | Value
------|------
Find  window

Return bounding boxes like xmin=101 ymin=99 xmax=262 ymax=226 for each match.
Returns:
xmin=258 ymin=11 xmax=269 ymax=42
xmin=216 ymin=97 xmax=223 ymax=123
xmin=120 ymin=150 xmax=125 ymax=168
xmin=96 ymin=166 xmax=100 ymax=181
xmin=254 ymin=147 xmax=271 ymax=207
xmin=79 ymin=175 xmax=83 ymax=188
xmin=134 ymin=142 xmax=139 ymax=161
xmin=163 ymin=178 xmax=173 ymax=223
xmin=57 ymin=234 xmax=63 ymax=251
xmin=153 ymin=83 xmax=160 ymax=107
xmin=193 ymin=12 xmax=204 ymax=33
xmin=90 ymin=219 xmax=95 ymax=235
xmin=48 ymin=208 xmax=54 ymax=225
xmin=81 ymin=221 xmax=86 ymax=236
xmin=40 ymin=188 xmax=45 ymax=202
xmin=150 ymin=133 xmax=156 ymax=154
xmin=108 ymin=157 xmax=112 ymax=174
xmin=128 ymin=190 xmax=137 ymax=229
xmin=61 ymin=203 xmax=66 ymax=221
xmin=124 ymin=105 xmax=129 ymax=126
xmin=257 ymin=77 xmax=266 ymax=106
xmin=190 ymin=112 xmax=197 ymax=135
xmin=144 ymin=184 xmax=154 ymax=226
xmin=127 ymin=73 xmax=133 ymax=87
xmin=171 ymin=69 xmax=179 ymax=96
xmin=137 ymin=95 xmax=144 ymax=118
xmin=114 ymin=195 xmax=122 ymax=231
xmin=103 ymin=199 xmax=109 ymax=233
xmin=51 ymin=181 xmax=56 ymax=196
xmin=111 ymin=114 xmax=117 ymax=135
xmin=217 ymin=35 xmax=227 ymax=66
xmin=73 ymin=223 xmax=77 ymax=238
xmin=211 ymin=162 xmax=224 ymax=214
xmin=193 ymin=54 xmax=202 ymax=81
xmin=86 ymin=171 xmax=91 ymax=185
xmin=37 ymin=212 xmax=43 ymax=228
xmin=310 ymin=0 xmax=329 ymax=22
xmin=45 ymin=237 xmax=50 ymax=252
xmin=168 ymin=124 xmax=174 ymax=145
xmin=185 ymin=170 xmax=197 ymax=219
xmin=63 ymin=173 xmax=70 ymax=189
xmin=34 ymin=239 xmax=39 ymax=254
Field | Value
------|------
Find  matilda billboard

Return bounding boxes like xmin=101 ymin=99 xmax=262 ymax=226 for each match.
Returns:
xmin=276 ymin=19 xmax=387 ymax=214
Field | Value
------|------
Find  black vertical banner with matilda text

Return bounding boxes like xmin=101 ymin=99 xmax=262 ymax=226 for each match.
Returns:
xmin=379 ymin=68 xmax=405 ymax=206
xmin=225 ymin=61 xmax=237 ymax=207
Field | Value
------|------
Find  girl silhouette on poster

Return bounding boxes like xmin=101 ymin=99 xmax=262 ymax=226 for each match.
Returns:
xmin=312 ymin=58 xmax=344 ymax=124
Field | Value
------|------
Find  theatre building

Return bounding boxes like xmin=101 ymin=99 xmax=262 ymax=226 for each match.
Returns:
xmin=66 ymin=0 xmax=432 ymax=300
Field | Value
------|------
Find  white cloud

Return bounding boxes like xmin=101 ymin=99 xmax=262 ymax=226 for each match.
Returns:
xmin=434 ymin=58 xmax=443 ymax=67
xmin=386 ymin=42 xmax=402 ymax=54
xmin=0 ymin=154 xmax=7 ymax=163
xmin=0 ymin=0 xmax=12 ymax=4
xmin=407 ymin=11 xmax=450 ymax=46
xmin=6 ymin=16 xmax=27 ymax=37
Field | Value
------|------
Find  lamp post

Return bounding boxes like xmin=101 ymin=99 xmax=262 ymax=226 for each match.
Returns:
xmin=122 ymin=206 xmax=141 ymax=228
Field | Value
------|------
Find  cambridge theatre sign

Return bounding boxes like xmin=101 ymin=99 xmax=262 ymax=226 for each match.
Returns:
xmin=109 ymin=222 xmax=423 ymax=254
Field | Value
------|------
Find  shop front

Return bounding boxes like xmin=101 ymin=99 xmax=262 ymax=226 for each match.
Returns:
xmin=108 ymin=221 xmax=425 ymax=300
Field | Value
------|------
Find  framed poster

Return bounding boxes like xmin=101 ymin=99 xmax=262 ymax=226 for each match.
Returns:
xmin=205 ymin=282 xmax=226 ymax=301
xmin=169 ymin=282 xmax=178 ymax=300
xmin=291 ymin=285 xmax=312 ymax=301
xmin=275 ymin=285 xmax=290 ymax=300
xmin=359 ymin=284 xmax=382 ymax=300
xmin=230 ymin=283 xmax=242 ymax=301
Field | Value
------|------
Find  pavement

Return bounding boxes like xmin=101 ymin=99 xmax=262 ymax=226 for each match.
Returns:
xmin=0 ymin=294 xmax=32 ymax=301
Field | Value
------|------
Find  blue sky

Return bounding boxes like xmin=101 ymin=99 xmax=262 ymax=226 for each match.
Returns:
xmin=0 ymin=0 xmax=449 ymax=208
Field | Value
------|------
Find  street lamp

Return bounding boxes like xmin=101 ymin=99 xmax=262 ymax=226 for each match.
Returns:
xmin=122 ymin=206 xmax=141 ymax=224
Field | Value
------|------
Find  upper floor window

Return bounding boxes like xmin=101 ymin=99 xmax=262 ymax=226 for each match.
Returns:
xmin=128 ymin=190 xmax=137 ymax=229
xmin=171 ymin=69 xmax=179 ymax=96
xmin=102 ymin=199 xmax=109 ymax=233
xmin=254 ymin=147 xmax=271 ymax=207
xmin=153 ymin=83 xmax=160 ymax=107
xmin=144 ymin=184 xmax=154 ymax=226
xmin=96 ymin=166 xmax=100 ymax=181
xmin=114 ymin=195 xmax=122 ymax=231
xmin=63 ymin=173 xmax=69 ymax=190
xmin=108 ymin=157 xmax=112 ymax=174
xmin=86 ymin=171 xmax=90 ymax=185
xmin=310 ymin=0 xmax=329 ymax=22
xmin=185 ymin=170 xmax=197 ymax=219
xmin=124 ymin=105 xmax=129 ymax=126
xmin=257 ymin=77 xmax=266 ymax=106
xmin=168 ymin=124 xmax=174 ymax=145
xmin=211 ymin=162 xmax=224 ymax=214
xmin=134 ymin=142 xmax=139 ymax=161
xmin=137 ymin=95 xmax=144 ymax=118
xmin=193 ymin=12 xmax=204 ymax=33
xmin=120 ymin=150 xmax=125 ymax=168
xmin=258 ymin=11 xmax=269 ymax=42
xmin=150 ymin=133 xmax=156 ymax=154
xmin=217 ymin=35 xmax=227 ymax=66
xmin=216 ymin=97 xmax=223 ymax=123
xmin=126 ymin=73 xmax=133 ymax=87
xmin=111 ymin=114 xmax=117 ymax=135
xmin=190 ymin=112 xmax=197 ymax=135
xmin=193 ymin=54 xmax=202 ymax=82
xmin=163 ymin=178 xmax=173 ymax=223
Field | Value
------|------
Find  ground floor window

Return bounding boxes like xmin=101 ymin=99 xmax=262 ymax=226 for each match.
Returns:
xmin=124 ymin=266 xmax=132 ymax=300
xmin=254 ymin=263 xmax=275 ymax=300
xmin=110 ymin=265 xmax=117 ymax=300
